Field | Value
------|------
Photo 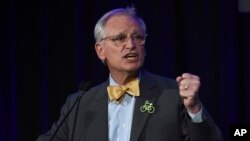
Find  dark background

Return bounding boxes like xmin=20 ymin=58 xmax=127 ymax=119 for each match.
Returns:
xmin=0 ymin=0 xmax=249 ymax=141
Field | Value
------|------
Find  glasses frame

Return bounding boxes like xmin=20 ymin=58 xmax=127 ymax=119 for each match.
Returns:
xmin=100 ymin=33 xmax=147 ymax=47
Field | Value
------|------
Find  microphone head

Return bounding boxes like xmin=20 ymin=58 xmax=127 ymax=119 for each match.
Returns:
xmin=79 ymin=80 xmax=92 ymax=91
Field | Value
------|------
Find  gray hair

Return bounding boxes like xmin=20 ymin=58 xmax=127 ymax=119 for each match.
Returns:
xmin=94 ymin=7 xmax=146 ymax=42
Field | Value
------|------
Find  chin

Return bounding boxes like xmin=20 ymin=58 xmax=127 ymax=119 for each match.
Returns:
xmin=126 ymin=65 xmax=142 ymax=72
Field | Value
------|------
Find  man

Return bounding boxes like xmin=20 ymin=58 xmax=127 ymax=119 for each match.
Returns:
xmin=37 ymin=7 xmax=223 ymax=141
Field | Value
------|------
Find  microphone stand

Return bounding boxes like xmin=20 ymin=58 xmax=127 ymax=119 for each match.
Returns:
xmin=49 ymin=81 xmax=91 ymax=141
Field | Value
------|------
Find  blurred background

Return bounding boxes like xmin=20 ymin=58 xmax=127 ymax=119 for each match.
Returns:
xmin=0 ymin=0 xmax=249 ymax=141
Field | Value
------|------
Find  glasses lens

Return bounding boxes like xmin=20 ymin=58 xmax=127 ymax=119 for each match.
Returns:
xmin=102 ymin=33 xmax=146 ymax=46
xmin=132 ymin=34 xmax=146 ymax=45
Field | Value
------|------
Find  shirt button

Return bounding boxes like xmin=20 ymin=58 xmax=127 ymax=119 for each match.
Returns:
xmin=123 ymin=101 xmax=127 ymax=106
xmin=122 ymin=124 xmax=126 ymax=128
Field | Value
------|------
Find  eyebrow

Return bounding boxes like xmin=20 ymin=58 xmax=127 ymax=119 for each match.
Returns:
xmin=114 ymin=31 xmax=143 ymax=36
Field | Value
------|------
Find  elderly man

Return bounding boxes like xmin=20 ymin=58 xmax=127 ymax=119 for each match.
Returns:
xmin=37 ymin=7 xmax=223 ymax=141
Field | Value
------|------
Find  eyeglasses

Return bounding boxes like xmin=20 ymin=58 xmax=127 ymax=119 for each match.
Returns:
xmin=100 ymin=33 xmax=147 ymax=46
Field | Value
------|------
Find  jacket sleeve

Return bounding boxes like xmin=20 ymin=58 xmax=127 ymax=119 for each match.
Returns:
xmin=181 ymin=104 xmax=224 ymax=141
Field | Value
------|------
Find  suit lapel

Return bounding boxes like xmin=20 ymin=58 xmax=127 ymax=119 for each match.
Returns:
xmin=130 ymin=71 xmax=158 ymax=141
xmin=79 ymin=81 xmax=109 ymax=141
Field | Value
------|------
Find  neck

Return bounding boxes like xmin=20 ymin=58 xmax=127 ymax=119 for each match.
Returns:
xmin=110 ymin=71 xmax=139 ymax=85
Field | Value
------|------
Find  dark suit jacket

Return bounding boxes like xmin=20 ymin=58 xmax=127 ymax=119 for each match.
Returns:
xmin=37 ymin=71 xmax=223 ymax=141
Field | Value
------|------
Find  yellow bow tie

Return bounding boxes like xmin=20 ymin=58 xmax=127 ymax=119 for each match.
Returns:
xmin=107 ymin=78 xmax=140 ymax=104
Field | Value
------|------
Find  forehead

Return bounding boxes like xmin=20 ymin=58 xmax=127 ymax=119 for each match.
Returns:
xmin=104 ymin=15 xmax=142 ymax=35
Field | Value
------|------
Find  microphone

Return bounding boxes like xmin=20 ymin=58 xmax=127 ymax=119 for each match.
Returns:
xmin=79 ymin=80 xmax=92 ymax=93
xmin=49 ymin=80 xmax=92 ymax=141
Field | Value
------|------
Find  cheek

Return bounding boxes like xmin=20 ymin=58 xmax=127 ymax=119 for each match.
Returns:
xmin=105 ymin=48 xmax=122 ymax=61
xmin=140 ymin=48 xmax=146 ymax=58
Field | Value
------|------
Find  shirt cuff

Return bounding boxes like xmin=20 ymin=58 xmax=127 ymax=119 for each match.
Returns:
xmin=188 ymin=106 xmax=203 ymax=123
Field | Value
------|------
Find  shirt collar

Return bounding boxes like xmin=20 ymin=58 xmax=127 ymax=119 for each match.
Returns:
xmin=109 ymin=72 xmax=141 ymax=86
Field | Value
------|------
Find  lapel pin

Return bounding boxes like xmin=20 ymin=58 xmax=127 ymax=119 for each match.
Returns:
xmin=140 ymin=100 xmax=155 ymax=113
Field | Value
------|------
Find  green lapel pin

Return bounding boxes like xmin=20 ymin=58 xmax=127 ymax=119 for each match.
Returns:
xmin=140 ymin=100 xmax=155 ymax=113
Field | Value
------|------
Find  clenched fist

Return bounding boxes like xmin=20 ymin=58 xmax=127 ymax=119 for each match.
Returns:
xmin=176 ymin=73 xmax=201 ymax=114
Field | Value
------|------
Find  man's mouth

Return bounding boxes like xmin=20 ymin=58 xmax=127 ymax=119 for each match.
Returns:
xmin=124 ymin=53 xmax=138 ymax=59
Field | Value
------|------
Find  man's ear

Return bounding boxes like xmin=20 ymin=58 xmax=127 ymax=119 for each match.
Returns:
xmin=95 ymin=43 xmax=106 ymax=61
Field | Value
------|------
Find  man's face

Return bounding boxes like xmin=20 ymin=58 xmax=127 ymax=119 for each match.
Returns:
xmin=95 ymin=15 xmax=146 ymax=75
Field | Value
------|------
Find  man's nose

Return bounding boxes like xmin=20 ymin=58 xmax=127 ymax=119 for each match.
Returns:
xmin=125 ymin=37 xmax=136 ymax=49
